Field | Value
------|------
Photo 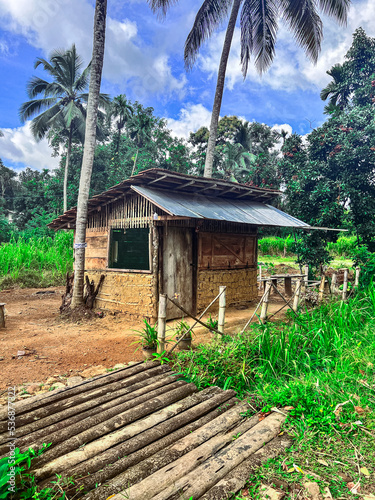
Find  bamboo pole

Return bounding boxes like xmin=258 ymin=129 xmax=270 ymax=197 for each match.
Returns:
xmin=292 ymin=279 xmax=302 ymax=312
xmin=157 ymin=294 xmax=167 ymax=354
xmin=331 ymin=272 xmax=337 ymax=294
xmin=355 ymin=267 xmax=360 ymax=288
xmin=318 ymin=275 xmax=326 ymax=302
xmin=342 ymin=268 xmax=348 ymax=301
xmin=218 ymin=286 xmax=226 ymax=334
xmin=259 ymin=280 xmax=271 ymax=324
xmin=303 ymin=264 xmax=309 ymax=289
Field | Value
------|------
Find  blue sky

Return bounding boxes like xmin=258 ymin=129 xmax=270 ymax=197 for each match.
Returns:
xmin=0 ymin=0 xmax=374 ymax=172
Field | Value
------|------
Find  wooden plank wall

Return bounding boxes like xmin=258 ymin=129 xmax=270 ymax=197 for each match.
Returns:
xmin=85 ymin=229 xmax=109 ymax=270
xmin=198 ymin=232 xmax=256 ymax=270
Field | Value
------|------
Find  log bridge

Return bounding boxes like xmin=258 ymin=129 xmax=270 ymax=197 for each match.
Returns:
xmin=0 ymin=362 xmax=291 ymax=499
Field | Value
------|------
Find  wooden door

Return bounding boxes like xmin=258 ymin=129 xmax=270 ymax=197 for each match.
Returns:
xmin=162 ymin=227 xmax=194 ymax=320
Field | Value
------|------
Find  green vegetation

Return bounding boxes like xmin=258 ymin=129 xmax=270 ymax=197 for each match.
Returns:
xmin=0 ymin=232 xmax=73 ymax=290
xmin=259 ymin=235 xmax=357 ymax=258
xmin=172 ymin=290 xmax=375 ymax=498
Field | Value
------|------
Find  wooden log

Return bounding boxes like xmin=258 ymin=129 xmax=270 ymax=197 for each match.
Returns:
xmin=342 ymin=268 xmax=348 ymax=300
xmin=292 ymin=279 xmax=302 ymax=313
xmin=118 ymin=402 xmax=260 ymax=500
xmin=2 ymin=370 xmax=176 ymax=456
xmin=0 ymin=363 xmax=164 ymax=433
xmin=147 ymin=411 xmax=286 ymax=500
xmin=157 ymin=294 xmax=167 ymax=353
xmin=0 ymin=361 xmax=153 ymax=424
xmin=0 ymin=304 xmax=5 ymax=328
xmin=259 ymin=281 xmax=271 ymax=324
xmin=271 ymin=278 xmax=278 ymax=295
xmin=78 ymin=395 xmax=239 ymax=500
xmin=331 ymin=272 xmax=337 ymax=294
xmin=284 ymin=276 xmax=292 ymax=296
xmin=199 ymin=435 xmax=293 ymax=500
xmin=33 ymin=383 xmax=197 ymax=480
xmin=218 ymin=286 xmax=226 ymax=334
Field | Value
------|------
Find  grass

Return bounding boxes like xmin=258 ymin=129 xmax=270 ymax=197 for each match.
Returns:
xmin=0 ymin=232 xmax=73 ymax=290
xmin=259 ymin=235 xmax=357 ymax=258
xmin=172 ymin=289 xmax=375 ymax=498
xmin=259 ymin=255 xmax=354 ymax=270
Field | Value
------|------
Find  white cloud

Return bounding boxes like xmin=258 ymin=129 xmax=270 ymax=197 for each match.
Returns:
xmin=166 ymin=103 xmax=212 ymax=138
xmin=0 ymin=122 xmax=59 ymax=171
xmin=197 ymin=0 xmax=375 ymax=93
xmin=0 ymin=0 xmax=186 ymax=98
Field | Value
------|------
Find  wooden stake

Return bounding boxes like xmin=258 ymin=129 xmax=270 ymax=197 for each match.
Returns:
xmin=342 ymin=268 xmax=349 ymax=300
xmin=331 ymin=272 xmax=337 ymax=294
xmin=303 ymin=265 xmax=309 ymax=288
xmin=318 ymin=275 xmax=326 ymax=302
xmin=355 ymin=267 xmax=360 ymax=288
xmin=0 ymin=304 xmax=5 ymax=328
xmin=259 ymin=281 xmax=271 ymax=324
xmin=218 ymin=286 xmax=226 ymax=334
xmin=157 ymin=294 xmax=167 ymax=353
xmin=258 ymin=265 xmax=262 ymax=290
xmin=292 ymin=279 xmax=302 ymax=312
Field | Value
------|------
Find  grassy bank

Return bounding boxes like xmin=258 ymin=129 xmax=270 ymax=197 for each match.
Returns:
xmin=0 ymin=231 xmax=73 ymax=290
xmin=259 ymin=235 xmax=357 ymax=257
xmin=172 ymin=291 xmax=375 ymax=498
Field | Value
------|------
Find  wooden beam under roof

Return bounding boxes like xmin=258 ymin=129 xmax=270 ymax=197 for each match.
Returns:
xmin=176 ymin=180 xmax=196 ymax=190
xmin=148 ymin=174 xmax=168 ymax=185
xmin=236 ymin=190 xmax=254 ymax=198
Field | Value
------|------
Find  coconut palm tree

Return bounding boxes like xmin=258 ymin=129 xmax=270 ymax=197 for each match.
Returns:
xmin=149 ymin=0 xmax=351 ymax=178
xmin=110 ymin=94 xmax=134 ymax=153
xmin=71 ymin=0 xmax=107 ymax=308
xmin=320 ymin=63 xmax=350 ymax=112
xmin=129 ymin=107 xmax=154 ymax=175
xmin=19 ymin=44 xmax=110 ymax=213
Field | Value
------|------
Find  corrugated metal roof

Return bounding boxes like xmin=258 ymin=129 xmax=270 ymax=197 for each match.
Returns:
xmin=131 ymin=186 xmax=309 ymax=228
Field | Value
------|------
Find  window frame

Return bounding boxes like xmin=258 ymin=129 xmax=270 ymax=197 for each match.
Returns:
xmin=106 ymin=227 xmax=152 ymax=274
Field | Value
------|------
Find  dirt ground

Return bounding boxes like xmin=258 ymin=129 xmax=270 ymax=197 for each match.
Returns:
xmin=0 ymin=285 xmax=289 ymax=389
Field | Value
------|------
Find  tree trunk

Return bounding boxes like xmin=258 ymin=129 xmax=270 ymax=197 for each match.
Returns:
xmin=71 ymin=0 xmax=107 ymax=308
xmin=203 ymin=0 xmax=241 ymax=178
xmin=131 ymin=147 xmax=139 ymax=176
xmin=63 ymin=124 xmax=73 ymax=213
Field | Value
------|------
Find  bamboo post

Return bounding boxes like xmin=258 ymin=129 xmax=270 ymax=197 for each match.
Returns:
xmin=303 ymin=265 xmax=309 ymax=288
xmin=292 ymin=279 xmax=302 ymax=312
xmin=259 ymin=281 xmax=271 ymax=324
xmin=342 ymin=269 xmax=348 ymax=301
xmin=354 ymin=267 xmax=360 ymax=288
xmin=331 ymin=272 xmax=337 ymax=294
xmin=157 ymin=294 xmax=167 ymax=353
xmin=318 ymin=275 xmax=326 ymax=302
xmin=0 ymin=304 xmax=5 ymax=328
xmin=218 ymin=286 xmax=226 ymax=334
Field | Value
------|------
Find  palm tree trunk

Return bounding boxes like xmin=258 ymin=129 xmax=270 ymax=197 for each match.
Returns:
xmin=203 ymin=0 xmax=241 ymax=178
xmin=71 ymin=0 xmax=107 ymax=308
xmin=63 ymin=124 xmax=73 ymax=213
xmin=131 ymin=148 xmax=139 ymax=176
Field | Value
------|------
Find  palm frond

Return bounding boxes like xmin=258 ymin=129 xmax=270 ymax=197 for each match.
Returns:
xmin=240 ymin=0 xmax=254 ymax=77
xmin=249 ymin=0 xmax=279 ymax=74
xmin=280 ymin=0 xmax=323 ymax=64
xmin=27 ymin=78 xmax=64 ymax=99
xmin=74 ymin=63 xmax=91 ymax=92
xmin=147 ymin=0 xmax=180 ymax=18
xmin=317 ymin=0 xmax=350 ymax=25
xmin=29 ymin=104 xmax=62 ymax=140
xmin=19 ymin=98 xmax=58 ymax=123
xmin=184 ymin=0 xmax=233 ymax=70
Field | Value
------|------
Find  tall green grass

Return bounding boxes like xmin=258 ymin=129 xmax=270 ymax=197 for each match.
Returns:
xmin=259 ymin=235 xmax=357 ymax=257
xmin=0 ymin=232 xmax=73 ymax=289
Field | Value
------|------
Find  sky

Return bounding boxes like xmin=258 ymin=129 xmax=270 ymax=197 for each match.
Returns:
xmin=0 ymin=0 xmax=375 ymax=172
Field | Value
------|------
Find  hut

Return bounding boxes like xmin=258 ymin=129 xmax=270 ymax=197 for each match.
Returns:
xmin=48 ymin=168 xmax=308 ymax=321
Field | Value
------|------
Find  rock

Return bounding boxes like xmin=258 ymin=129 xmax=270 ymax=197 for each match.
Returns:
xmin=36 ymin=390 xmax=48 ymax=395
xmin=46 ymin=377 xmax=59 ymax=385
xmin=42 ymin=384 xmax=51 ymax=391
xmin=0 ymin=398 xmax=6 ymax=405
xmin=25 ymin=383 xmax=41 ymax=395
xmin=19 ymin=394 xmax=32 ymax=399
xmin=127 ymin=361 xmax=138 ymax=366
xmin=260 ymin=484 xmax=285 ymax=500
xmin=80 ymin=365 xmax=107 ymax=378
xmin=67 ymin=376 xmax=84 ymax=386
xmin=323 ymin=487 xmax=332 ymax=499
xmin=113 ymin=363 xmax=126 ymax=370
xmin=50 ymin=382 xmax=66 ymax=390
xmin=304 ymin=482 xmax=321 ymax=500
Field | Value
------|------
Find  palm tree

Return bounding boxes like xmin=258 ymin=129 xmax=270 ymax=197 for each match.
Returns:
xmin=110 ymin=94 xmax=134 ymax=153
xmin=320 ymin=63 xmax=350 ymax=112
xmin=217 ymin=142 xmax=256 ymax=182
xmin=19 ymin=44 xmax=110 ymax=212
xmin=71 ymin=0 xmax=107 ymax=308
xmin=149 ymin=0 xmax=350 ymax=177
xmin=129 ymin=108 xmax=154 ymax=176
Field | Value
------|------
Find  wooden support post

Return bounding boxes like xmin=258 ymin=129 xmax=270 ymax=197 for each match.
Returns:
xmin=284 ymin=276 xmax=292 ymax=296
xmin=342 ymin=269 xmax=348 ymax=301
xmin=355 ymin=267 xmax=360 ymax=288
xmin=0 ymin=304 xmax=5 ymax=328
xmin=318 ymin=276 xmax=326 ymax=302
xmin=258 ymin=265 xmax=262 ymax=290
xmin=218 ymin=286 xmax=226 ymax=334
xmin=331 ymin=272 xmax=337 ymax=294
xmin=157 ymin=294 xmax=167 ymax=353
xmin=292 ymin=280 xmax=302 ymax=313
xmin=259 ymin=281 xmax=271 ymax=325
xmin=271 ymin=278 xmax=278 ymax=295
xmin=303 ymin=265 xmax=309 ymax=288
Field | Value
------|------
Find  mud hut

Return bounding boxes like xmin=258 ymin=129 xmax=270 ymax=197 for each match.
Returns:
xmin=48 ymin=169 xmax=308 ymax=320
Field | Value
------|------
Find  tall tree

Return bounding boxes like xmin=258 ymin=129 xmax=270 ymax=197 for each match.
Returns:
xmin=150 ymin=0 xmax=351 ymax=178
xmin=71 ymin=0 xmax=107 ymax=308
xmin=129 ymin=104 xmax=154 ymax=175
xmin=20 ymin=44 xmax=110 ymax=213
xmin=110 ymin=94 xmax=134 ymax=153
